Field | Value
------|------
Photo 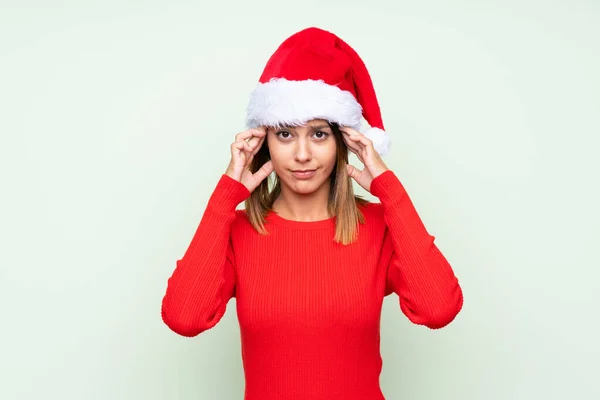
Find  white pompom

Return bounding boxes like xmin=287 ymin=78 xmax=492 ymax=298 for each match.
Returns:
xmin=363 ymin=127 xmax=391 ymax=156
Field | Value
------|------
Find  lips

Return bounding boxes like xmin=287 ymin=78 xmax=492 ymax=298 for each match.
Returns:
xmin=291 ymin=169 xmax=317 ymax=179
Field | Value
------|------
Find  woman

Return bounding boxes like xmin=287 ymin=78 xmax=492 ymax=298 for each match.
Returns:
xmin=161 ymin=27 xmax=463 ymax=400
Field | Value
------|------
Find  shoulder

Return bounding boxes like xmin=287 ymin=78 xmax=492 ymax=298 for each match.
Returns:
xmin=356 ymin=201 xmax=387 ymax=246
xmin=227 ymin=209 xmax=254 ymax=240
xmin=358 ymin=201 xmax=384 ymax=218
xmin=358 ymin=201 xmax=386 ymax=227
xmin=233 ymin=208 xmax=250 ymax=227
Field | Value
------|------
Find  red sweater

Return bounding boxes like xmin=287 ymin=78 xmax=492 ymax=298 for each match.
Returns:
xmin=161 ymin=170 xmax=463 ymax=400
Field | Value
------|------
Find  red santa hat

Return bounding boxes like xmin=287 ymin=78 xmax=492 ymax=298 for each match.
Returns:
xmin=246 ymin=27 xmax=391 ymax=156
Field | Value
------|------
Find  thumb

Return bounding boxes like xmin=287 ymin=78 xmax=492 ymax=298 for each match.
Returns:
xmin=346 ymin=164 xmax=361 ymax=180
xmin=253 ymin=160 xmax=274 ymax=182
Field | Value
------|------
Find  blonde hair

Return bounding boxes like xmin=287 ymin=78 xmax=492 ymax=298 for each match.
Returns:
xmin=244 ymin=122 xmax=371 ymax=245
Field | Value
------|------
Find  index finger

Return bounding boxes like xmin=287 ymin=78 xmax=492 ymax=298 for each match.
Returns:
xmin=235 ymin=127 xmax=266 ymax=142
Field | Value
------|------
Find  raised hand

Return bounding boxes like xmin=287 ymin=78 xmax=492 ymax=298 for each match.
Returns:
xmin=340 ymin=126 xmax=389 ymax=193
xmin=225 ymin=127 xmax=274 ymax=192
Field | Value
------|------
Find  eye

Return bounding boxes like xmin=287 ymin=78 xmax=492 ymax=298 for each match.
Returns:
xmin=274 ymin=130 xmax=330 ymax=141
xmin=314 ymin=131 xmax=329 ymax=140
xmin=275 ymin=130 xmax=292 ymax=140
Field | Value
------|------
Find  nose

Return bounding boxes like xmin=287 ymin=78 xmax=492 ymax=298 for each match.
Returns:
xmin=294 ymin=137 xmax=312 ymax=162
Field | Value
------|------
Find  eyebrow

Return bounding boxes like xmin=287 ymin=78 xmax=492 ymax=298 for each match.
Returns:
xmin=275 ymin=124 xmax=331 ymax=131
xmin=307 ymin=124 xmax=331 ymax=130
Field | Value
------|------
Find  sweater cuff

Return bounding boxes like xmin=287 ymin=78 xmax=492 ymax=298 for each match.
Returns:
xmin=370 ymin=169 xmax=407 ymax=204
xmin=206 ymin=174 xmax=251 ymax=212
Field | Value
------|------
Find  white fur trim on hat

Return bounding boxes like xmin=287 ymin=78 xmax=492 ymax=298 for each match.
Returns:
xmin=246 ymin=78 xmax=363 ymax=130
xmin=363 ymin=127 xmax=391 ymax=156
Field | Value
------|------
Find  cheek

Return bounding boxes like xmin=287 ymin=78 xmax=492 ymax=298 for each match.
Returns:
xmin=266 ymin=144 xmax=285 ymax=168
xmin=318 ymin=143 xmax=338 ymax=168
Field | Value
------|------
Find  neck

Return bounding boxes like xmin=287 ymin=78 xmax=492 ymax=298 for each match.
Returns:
xmin=272 ymin=181 xmax=331 ymax=221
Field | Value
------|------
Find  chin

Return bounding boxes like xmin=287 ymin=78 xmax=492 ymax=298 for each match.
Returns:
xmin=290 ymin=183 xmax=319 ymax=194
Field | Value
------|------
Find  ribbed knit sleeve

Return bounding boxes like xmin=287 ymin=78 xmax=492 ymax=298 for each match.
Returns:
xmin=161 ymin=174 xmax=250 ymax=337
xmin=370 ymin=170 xmax=463 ymax=329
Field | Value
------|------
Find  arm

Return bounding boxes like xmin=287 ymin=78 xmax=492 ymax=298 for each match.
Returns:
xmin=371 ymin=170 xmax=463 ymax=329
xmin=161 ymin=174 xmax=250 ymax=337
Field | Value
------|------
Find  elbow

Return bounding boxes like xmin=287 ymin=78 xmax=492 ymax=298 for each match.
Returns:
xmin=423 ymin=290 xmax=464 ymax=329
xmin=160 ymin=278 xmax=232 ymax=337
xmin=402 ymin=289 xmax=464 ymax=330
xmin=424 ymin=303 xmax=462 ymax=329
xmin=161 ymin=306 xmax=204 ymax=337
xmin=161 ymin=300 xmax=221 ymax=337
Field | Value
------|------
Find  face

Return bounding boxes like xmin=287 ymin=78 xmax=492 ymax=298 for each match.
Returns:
xmin=265 ymin=119 xmax=338 ymax=195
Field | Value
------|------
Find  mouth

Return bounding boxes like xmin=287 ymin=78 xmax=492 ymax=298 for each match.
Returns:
xmin=291 ymin=169 xmax=317 ymax=179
